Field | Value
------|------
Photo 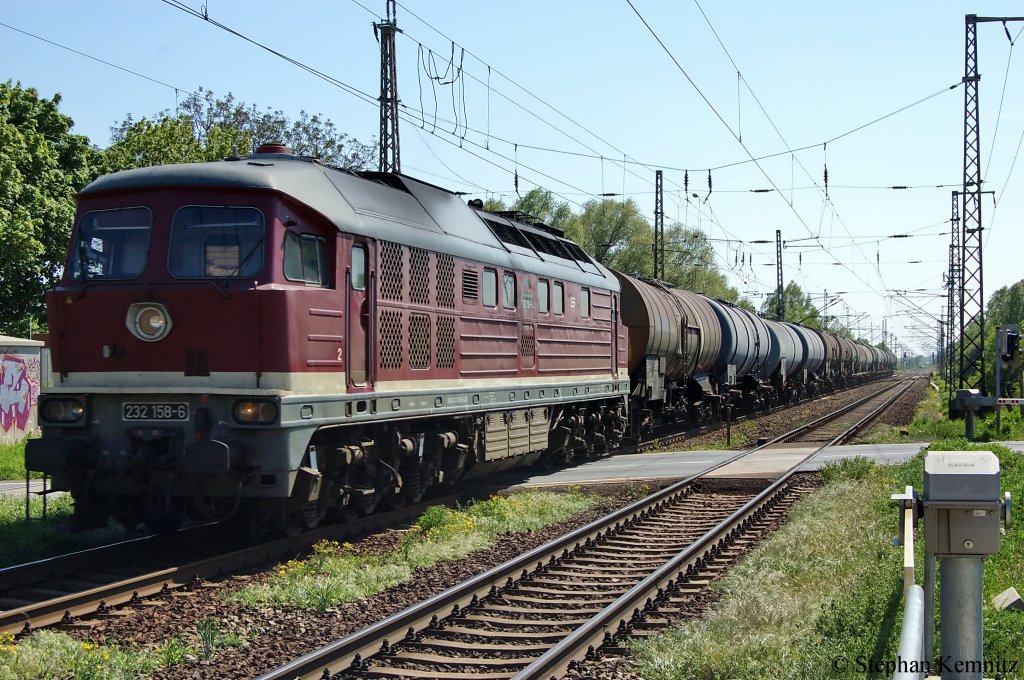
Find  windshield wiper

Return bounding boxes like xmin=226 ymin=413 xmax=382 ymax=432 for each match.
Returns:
xmin=228 ymin=235 xmax=265 ymax=278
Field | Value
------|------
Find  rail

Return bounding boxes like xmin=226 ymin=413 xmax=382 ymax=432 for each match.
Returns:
xmin=258 ymin=377 xmax=920 ymax=679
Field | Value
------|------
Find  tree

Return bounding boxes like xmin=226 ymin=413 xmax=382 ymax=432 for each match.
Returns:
xmin=477 ymin=193 xmax=753 ymax=309
xmin=112 ymin=88 xmax=375 ymax=170
xmin=565 ymin=198 xmax=652 ymax=274
xmin=0 ymin=81 xmax=96 ymax=335
xmin=966 ymin=279 xmax=1024 ymax=395
xmin=662 ymin=225 xmax=746 ymax=303
xmin=101 ymin=116 xmax=249 ymax=175
xmin=759 ymin=280 xmax=822 ymax=325
xmin=483 ymin=189 xmax=574 ymax=234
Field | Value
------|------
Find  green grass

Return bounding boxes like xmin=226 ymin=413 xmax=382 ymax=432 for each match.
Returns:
xmin=230 ymin=490 xmax=597 ymax=611
xmin=0 ymin=622 xmax=241 ymax=679
xmin=864 ymin=379 xmax=1024 ymax=443
xmin=0 ymin=630 xmax=164 ymax=679
xmin=0 ymin=494 xmax=126 ymax=568
xmin=628 ymin=443 xmax=1023 ymax=679
xmin=0 ymin=440 xmax=39 ymax=480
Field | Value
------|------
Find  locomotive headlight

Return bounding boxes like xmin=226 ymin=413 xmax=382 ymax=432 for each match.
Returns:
xmin=40 ymin=398 xmax=86 ymax=424
xmin=233 ymin=399 xmax=278 ymax=425
xmin=126 ymin=302 xmax=172 ymax=342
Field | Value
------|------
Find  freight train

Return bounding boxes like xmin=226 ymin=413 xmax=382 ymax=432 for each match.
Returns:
xmin=26 ymin=144 xmax=895 ymax=533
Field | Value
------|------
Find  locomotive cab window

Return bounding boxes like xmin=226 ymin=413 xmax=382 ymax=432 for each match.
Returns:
xmin=553 ymin=281 xmax=564 ymax=315
xmin=538 ymin=279 xmax=549 ymax=314
xmin=483 ymin=269 xmax=497 ymax=308
xmin=502 ymin=272 xmax=516 ymax=309
xmin=284 ymin=232 xmax=329 ymax=286
xmin=69 ymin=207 xmax=152 ymax=280
xmin=169 ymin=206 xmax=264 ymax=278
xmin=351 ymin=244 xmax=366 ymax=290
xmin=580 ymin=287 xmax=590 ymax=318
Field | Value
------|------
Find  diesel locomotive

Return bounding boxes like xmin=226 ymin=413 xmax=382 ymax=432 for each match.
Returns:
xmin=26 ymin=144 xmax=893 ymax=533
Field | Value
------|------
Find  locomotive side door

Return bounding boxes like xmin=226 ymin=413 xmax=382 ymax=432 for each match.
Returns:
xmin=346 ymin=240 xmax=373 ymax=391
xmin=611 ymin=293 xmax=619 ymax=376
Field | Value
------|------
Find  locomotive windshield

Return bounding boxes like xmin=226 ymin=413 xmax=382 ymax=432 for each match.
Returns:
xmin=69 ymin=207 xmax=152 ymax=280
xmin=169 ymin=206 xmax=264 ymax=278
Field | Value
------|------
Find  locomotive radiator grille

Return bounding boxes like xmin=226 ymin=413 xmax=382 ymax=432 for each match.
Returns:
xmin=379 ymin=309 xmax=404 ymax=370
xmin=436 ymin=253 xmax=455 ymax=308
xmin=379 ymin=241 xmax=404 ymax=301
xmin=436 ymin=315 xmax=456 ymax=369
xmin=409 ymin=313 xmax=431 ymax=369
xmin=409 ymin=247 xmax=430 ymax=306
xmin=520 ymin=324 xmax=536 ymax=369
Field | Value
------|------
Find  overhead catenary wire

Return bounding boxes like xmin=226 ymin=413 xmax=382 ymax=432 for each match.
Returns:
xmin=625 ymin=0 xmax=889 ymax=318
xmin=353 ymin=0 xmax=957 ymax=284
xmin=0 ymin=20 xmax=195 ymax=99
xmin=16 ymin=2 xmax=946 ymax=329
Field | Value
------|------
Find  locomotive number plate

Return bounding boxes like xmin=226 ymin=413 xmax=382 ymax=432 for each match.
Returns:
xmin=122 ymin=402 xmax=190 ymax=421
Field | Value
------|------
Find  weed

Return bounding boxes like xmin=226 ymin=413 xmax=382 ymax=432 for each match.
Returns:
xmin=628 ymin=442 xmax=1023 ymax=678
xmin=0 ymin=630 xmax=161 ymax=678
xmin=623 ymin=481 xmax=652 ymax=499
xmin=232 ymin=490 xmax=595 ymax=612
xmin=196 ymin=617 xmax=218 ymax=660
xmin=154 ymin=637 xmax=193 ymax=666
xmin=0 ymin=494 xmax=126 ymax=568
xmin=819 ymin=455 xmax=875 ymax=484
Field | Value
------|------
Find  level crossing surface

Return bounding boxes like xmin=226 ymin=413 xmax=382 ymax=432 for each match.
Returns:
xmin=503 ymin=441 xmax=1024 ymax=488
xmin=5 ymin=442 xmax=1024 ymax=497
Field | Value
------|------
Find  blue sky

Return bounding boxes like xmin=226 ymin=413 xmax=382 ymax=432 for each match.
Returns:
xmin=4 ymin=1 xmax=1024 ymax=357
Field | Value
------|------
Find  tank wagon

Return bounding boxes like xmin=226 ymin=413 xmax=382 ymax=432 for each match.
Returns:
xmin=26 ymin=145 xmax=894 ymax=532
xmin=614 ymin=272 xmax=895 ymax=433
xmin=27 ymin=145 xmax=628 ymax=533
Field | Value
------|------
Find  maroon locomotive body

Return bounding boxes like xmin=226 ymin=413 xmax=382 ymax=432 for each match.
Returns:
xmin=28 ymin=146 xmax=629 ymax=532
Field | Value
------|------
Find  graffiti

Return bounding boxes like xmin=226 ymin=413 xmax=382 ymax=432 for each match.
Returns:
xmin=1 ymin=353 xmax=40 ymax=433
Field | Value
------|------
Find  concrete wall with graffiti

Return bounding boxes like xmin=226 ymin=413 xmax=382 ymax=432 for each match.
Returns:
xmin=0 ymin=336 xmax=49 ymax=444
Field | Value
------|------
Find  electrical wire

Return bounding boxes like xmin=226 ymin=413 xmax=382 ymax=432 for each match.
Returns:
xmin=0 ymin=20 xmax=194 ymax=97
xmin=626 ymin=0 xmax=890 ymax=313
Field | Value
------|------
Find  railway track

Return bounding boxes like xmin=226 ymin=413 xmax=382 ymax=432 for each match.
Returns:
xmin=637 ymin=373 xmax=904 ymax=453
xmin=257 ymin=375 xmax=922 ymax=680
xmin=0 ymin=373 xmax=922 ymax=668
xmin=0 ymin=495 xmax=468 ymax=637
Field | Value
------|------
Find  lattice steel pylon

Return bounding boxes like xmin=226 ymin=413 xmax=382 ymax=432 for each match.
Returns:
xmin=959 ymin=15 xmax=986 ymax=394
xmin=947 ymin=190 xmax=961 ymax=400
xmin=653 ymin=170 xmax=664 ymax=280
xmin=775 ymin=229 xmax=784 ymax=321
xmin=375 ymin=0 xmax=401 ymax=173
xmin=958 ymin=14 xmax=1024 ymax=395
